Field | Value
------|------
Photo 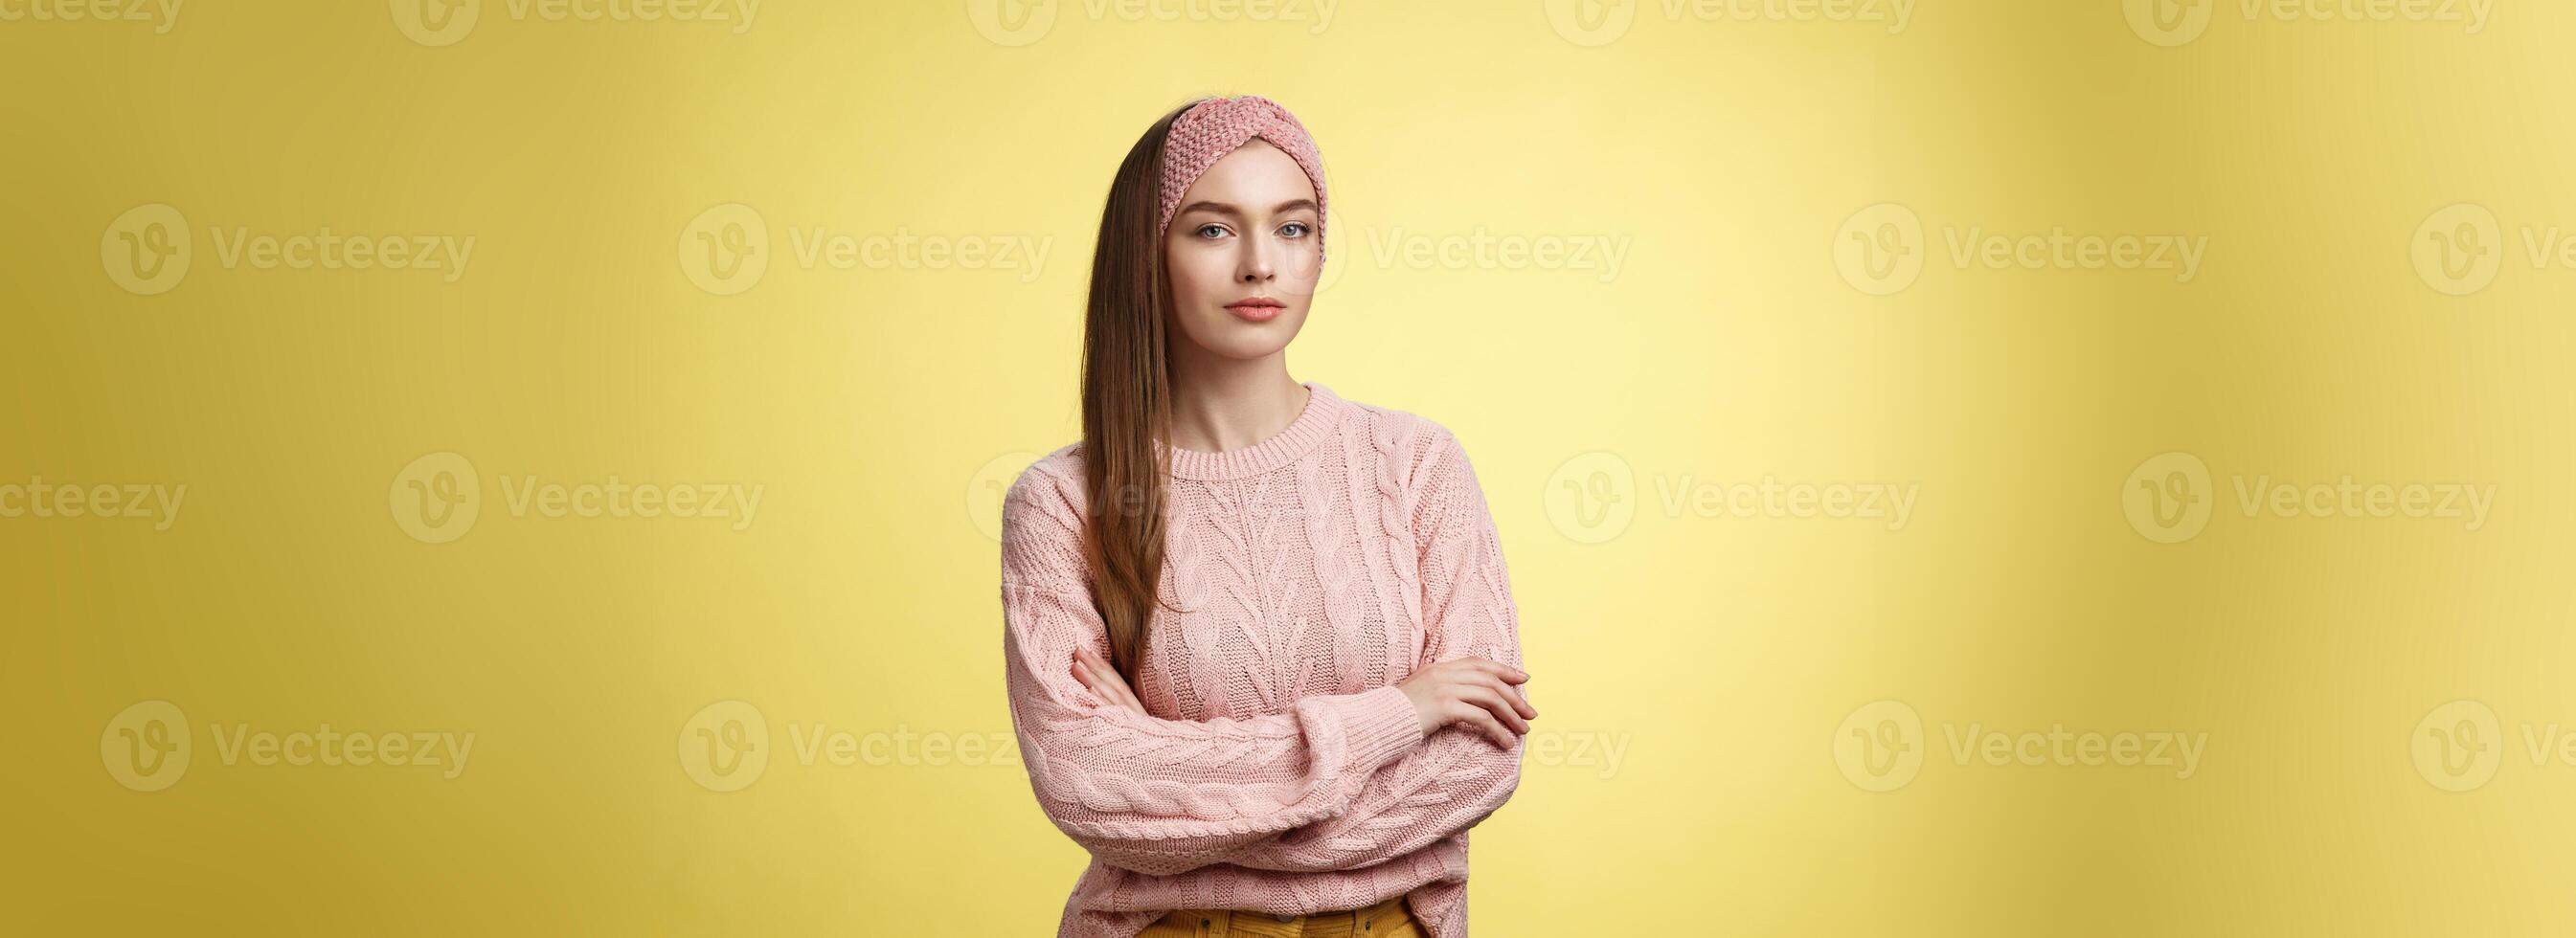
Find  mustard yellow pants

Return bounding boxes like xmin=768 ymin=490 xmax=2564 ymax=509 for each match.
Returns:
xmin=1138 ymin=893 xmax=1422 ymax=938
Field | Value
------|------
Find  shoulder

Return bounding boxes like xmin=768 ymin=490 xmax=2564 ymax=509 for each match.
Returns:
xmin=997 ymin=445 xmax=1094 ymax=592
xmin=1001 ymin=443 xmax=1088 ymax=536
xmin=1331 ymin=390 xmax=1476 ymax=491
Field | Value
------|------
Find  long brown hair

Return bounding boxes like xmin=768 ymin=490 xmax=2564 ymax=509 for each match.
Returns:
xmin=1081 ymin=99 xmax=1205 ymax=683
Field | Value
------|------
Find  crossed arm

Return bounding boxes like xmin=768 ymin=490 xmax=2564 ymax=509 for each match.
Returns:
xmin=999 ymin=425 xmax=1530 ymax=876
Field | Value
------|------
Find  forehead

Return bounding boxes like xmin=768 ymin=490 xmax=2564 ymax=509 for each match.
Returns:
xmin=1179 ymin=138 xmax=1317 ymax=206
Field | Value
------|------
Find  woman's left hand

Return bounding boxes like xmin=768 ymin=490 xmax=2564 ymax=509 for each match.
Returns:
xmin=1073 ymin=645 xmax=1150 ymax=716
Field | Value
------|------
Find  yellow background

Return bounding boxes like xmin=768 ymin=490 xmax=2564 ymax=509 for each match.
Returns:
xmin=7 ymin=0 xmax=2573 ymax=933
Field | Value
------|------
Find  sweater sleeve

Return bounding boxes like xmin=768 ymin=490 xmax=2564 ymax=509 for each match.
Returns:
xmin=1217 ymin=423 xmax=1528 ymax=873
xmin=999 ymin=458 xmax=1429 ymax=878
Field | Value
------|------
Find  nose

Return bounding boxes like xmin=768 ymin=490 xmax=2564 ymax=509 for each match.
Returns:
xmin=1236 ymin=235 xmax=1277 ymax=284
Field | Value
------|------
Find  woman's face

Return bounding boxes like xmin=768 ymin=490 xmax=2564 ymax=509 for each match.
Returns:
xmin=1163 ymin=138 xmax=1322 ymax=363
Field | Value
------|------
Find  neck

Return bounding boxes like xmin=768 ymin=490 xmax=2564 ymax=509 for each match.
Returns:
xmin=1164 ymin=348 xmax=1306 ymax=454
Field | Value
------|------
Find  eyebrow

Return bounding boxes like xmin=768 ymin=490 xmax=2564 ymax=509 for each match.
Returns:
xmin=1175 ymin=198 xmax=1319 ymax=218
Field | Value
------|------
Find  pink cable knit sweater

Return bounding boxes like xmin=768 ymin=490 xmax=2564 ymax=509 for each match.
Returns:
xmin=999 ymin=381 xmax=1525 ymax=938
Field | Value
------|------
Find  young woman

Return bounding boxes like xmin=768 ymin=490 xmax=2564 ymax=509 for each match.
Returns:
xmin=999 ymin=95 xmax=1536 ymax=938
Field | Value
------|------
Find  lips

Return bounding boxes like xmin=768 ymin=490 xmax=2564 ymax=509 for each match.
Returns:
xmin=1225 ymin=298 xmax=1286 ymax=324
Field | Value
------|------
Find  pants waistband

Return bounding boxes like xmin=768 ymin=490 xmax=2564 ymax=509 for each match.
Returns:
xmin=1159 ymin=893 xmax=1412 ymax=936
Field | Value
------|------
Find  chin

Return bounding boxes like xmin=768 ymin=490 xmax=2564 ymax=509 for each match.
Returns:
xmin=1186 ymin=312 xmax=1304 ymax=359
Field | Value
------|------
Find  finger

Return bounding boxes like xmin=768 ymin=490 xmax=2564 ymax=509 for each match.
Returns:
xmin=1076 ymin=654 xmax=1126 ymax=706
xmin=1100 ymin=666 xmax=1146 ymax=713
xmin=1440 ymin=701 xmax=1508 ymax=748
xmin=1454 ymin=675 xmax=1536 ymax=722
xmin=1480 ymin=673 xmax=1537 ymax=719
xmin=1459 ymin=684 xmax=1530 ymax=734
xmin=1449 ymin=703 xmax=1515 ymax=748
xmin=1080 ymin=651 xmax=1119 ymax=693
xmin=1446 ymin=658 xmax=1529 ymax=684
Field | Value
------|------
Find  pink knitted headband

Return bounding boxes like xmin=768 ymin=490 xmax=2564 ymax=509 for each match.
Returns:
xmin=1156 ymin=95 xmax=1329 ymax=262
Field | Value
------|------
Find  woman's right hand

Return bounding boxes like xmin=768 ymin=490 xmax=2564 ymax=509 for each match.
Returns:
xmin=1394 ymin=658 xmax=1535 ymax=748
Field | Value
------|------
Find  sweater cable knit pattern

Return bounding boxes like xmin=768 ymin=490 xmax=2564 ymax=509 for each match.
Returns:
xmin=1156 ymin=94 xmax=1331 ymax=264
xmin=999 ymin=382 xmax=1525 ymax=938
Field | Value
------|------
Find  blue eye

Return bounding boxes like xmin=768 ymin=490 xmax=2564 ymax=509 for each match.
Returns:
xmin=1195 ymin=224 xmax=1230 ymax=238
xmin=1278 ymin=222 xmax=1311 ymax=238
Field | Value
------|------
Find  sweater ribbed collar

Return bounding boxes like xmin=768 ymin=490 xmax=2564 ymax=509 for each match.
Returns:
xmin=1164 ymin=381 xmax=1344 ymax=481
